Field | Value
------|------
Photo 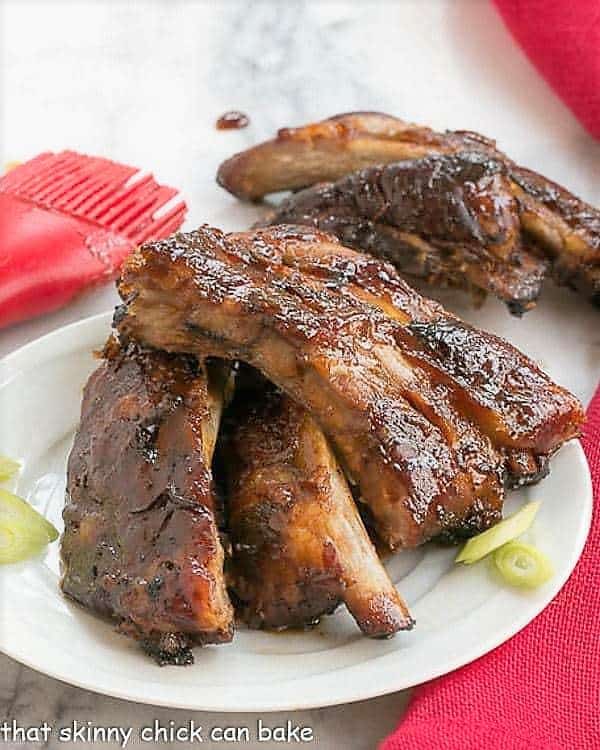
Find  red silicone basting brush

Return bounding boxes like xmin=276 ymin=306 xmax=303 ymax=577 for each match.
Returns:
xmin=0 ymin=151 xmax=187 ymax=328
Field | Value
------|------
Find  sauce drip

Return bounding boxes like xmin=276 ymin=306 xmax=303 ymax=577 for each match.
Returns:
xmin=216 ymin=111 xmax=250 ymax=130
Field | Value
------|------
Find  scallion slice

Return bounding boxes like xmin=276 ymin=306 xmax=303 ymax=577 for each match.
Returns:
xmin=455 ymin=501 xmax=541 ymax=564
xmin=493 ymin=542 xmax=553 ymax=588
xmin=0 ymin=521 xmax=47 ymax=564
xmin=0 ymin=489 xmax=58 ymax=564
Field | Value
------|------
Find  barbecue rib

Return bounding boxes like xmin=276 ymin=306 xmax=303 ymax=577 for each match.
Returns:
xmin=222 ymin=375 xmax=412 ymax=635
xmin=217 ymin=112 xmax=497 ymax=200
xmin=61 ymin=338 xmax=234 ymax=664
xmin=116 ymin=225 xmax=583 ymax=549
xmin=261 ymin=152 xmax=549 ymax=315
xmin=218 ymin=112 xmax=600 ymax=309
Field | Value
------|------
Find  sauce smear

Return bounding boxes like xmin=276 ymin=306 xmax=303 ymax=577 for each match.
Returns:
xmin=216 ymin=111 xmax=250 ymax=130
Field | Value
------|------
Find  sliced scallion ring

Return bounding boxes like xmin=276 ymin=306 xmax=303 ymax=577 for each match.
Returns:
xmin=0 ymin=488 xmax=58 ymax=564
xmin=493 ymin=541 xmax=553 ymax=588
xmin=0 ymin=454 xmax=20 ymax=482
xmin=455 ymin=500 xmax=541 ymax=564
xmin=0 ymin=520 xmax=47 ymax=564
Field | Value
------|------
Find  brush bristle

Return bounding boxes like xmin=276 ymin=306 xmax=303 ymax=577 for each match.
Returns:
xmin=0 ymin=151 xmax=186 ymax=242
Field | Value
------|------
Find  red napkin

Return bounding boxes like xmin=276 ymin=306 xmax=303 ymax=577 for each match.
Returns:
xmin=380 ymin=386 xmax=600 ymax=750
xmin=492 ymin=0 xmax=600 ymax=139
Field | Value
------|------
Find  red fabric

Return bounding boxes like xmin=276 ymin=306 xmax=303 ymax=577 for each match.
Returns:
xmin=380 ymin=386 xmax=600 ymax=750
xmin=492 ymin=0 xmax=600 ymax=139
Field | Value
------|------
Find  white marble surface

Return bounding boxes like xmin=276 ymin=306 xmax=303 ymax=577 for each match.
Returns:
xmin=0 ymin=1 xmax=598 ymax=748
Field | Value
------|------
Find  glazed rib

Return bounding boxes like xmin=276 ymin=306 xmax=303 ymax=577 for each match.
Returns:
xmin=509 ymin=167 xmax=600 ymax=304
xmin=116 ymin=225 xmax=584 ymax=549
xmin=216 ymin=112 xmax=480 ymax=201
xmin=218 ymin=112 xmax=599 ymax=308
xmin=261 ymin=152 xmax=548 ymax=315
xmin=61 ymin=339 xmax=234 ymax=664
xmin=222 ymin=375 xmax=412 ymax=635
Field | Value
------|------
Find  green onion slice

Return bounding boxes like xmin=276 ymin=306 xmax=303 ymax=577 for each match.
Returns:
xmin=0 ymin=521 xmax=47 ymax=564
xmin=0 ymin=454 xmax=20 ymax=482
xmin=455 ymin=500 xmax=541 ymax=564
xmin=0 ymin=488 xmax=58 ymax=564
xmin=493 ymin=542 xmax=553 ymax=588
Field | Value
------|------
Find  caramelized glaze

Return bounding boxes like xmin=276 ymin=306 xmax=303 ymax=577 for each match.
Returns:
xmin=61 ymin=340 xmax=234 ymax=663
xmin=261 ymin=152 xmax=548 ymax=314
xmin=222 ymin=374 xmax=412 ymax=634
xmin=116 ymin=225 xmax=583 ymax=549
xmin=218 ymin=111 xmax=600 ymax=308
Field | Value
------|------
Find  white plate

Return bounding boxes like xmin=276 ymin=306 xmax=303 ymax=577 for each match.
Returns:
xmin=0 ymin=312 xmax=592 ymax=712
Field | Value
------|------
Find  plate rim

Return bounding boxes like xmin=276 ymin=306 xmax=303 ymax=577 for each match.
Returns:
xmin=0 ymin=311 xmax=593 ymax=712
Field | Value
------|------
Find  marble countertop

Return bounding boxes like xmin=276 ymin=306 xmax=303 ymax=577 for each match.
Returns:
xmin=1 ymin=1 xmax=598 ymax=747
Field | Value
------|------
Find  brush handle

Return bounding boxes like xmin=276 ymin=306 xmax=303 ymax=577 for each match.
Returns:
xmin=0 ymin=193 xmax=132 ymax=328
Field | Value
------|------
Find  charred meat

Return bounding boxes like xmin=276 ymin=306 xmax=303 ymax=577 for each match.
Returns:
xmin=218 ymin=112 xmax=600 ymax=309
xmin=116 ymin=225 xmax=583 ymax=549
xmin=61 ymin=339 xmax=234 ymax=664
xmin=261 ymin=151 xmax=548 ymax=315
xmin=222 ymin=375 xmax=413 ymax=635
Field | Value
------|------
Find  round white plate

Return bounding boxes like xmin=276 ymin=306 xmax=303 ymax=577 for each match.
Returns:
xmin=0 ymin=312 xmax=592 ymax=712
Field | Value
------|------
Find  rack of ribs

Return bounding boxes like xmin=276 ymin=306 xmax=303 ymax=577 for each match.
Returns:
xmin=221 ymin=371 xmax=412 ymax=635
xmin=61 ymin=338 xmax=234 ymax=664
xmin=217 ymin=112 xmax=599 ymax=311
xmin=115 ymin=224 xmax=583 ymax=550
